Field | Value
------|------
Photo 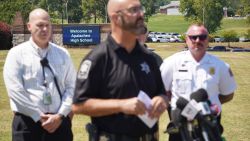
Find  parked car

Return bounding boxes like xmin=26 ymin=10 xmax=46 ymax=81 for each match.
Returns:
xmin=239 ymin=37 xmax=250 ymax=42
xmin=151 ymin=36 xmax=169 ymax=43
xmin=214 ymin=37 xmax=225 ymax=42
xmin=231 ymin=48 xmax=250 ymax=52
xmin=207 ymin=46 xmax=228 ymax=51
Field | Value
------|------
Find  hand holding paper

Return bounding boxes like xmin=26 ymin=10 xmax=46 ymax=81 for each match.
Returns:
xmin=137 ymin=90 xmax=158 ymax=128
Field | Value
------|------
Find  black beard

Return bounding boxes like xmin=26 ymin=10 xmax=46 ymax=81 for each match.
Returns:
xmin=120 ymin=15 xmax=146 ymax=35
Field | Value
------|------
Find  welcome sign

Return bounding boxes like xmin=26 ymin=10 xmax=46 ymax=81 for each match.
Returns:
xmin=62 ymin=25 xmax=100 ymax=46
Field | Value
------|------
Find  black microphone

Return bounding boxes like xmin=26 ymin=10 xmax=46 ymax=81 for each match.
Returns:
xmin=176 ymin=97 xmax=189 ymax=110
xmin=191 ymin=88 xmax=211 ymax=115
xmin=170 ymin=108 xmax=193 ymax=141
xmin=190 ymin=88 xmax=223 ymax=141
xmin=176 ymin=97 xmax=199 ymax=121
xmin=190 ymin=88 xmax=208 ymax=102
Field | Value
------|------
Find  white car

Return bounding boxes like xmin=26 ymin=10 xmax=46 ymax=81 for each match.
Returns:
xmin=151 ymin=36 xmax=169 ymax=43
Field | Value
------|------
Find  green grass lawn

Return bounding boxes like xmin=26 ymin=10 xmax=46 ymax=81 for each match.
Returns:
xmin=147 ymin=14 xmax=190 ymax=33
xmin=0 ymin=45 xmax=250 ymax=141
xmin=217 ymin=18 xmax=250 ymax=36
xmin=147 ymin=14 xmax=250 ymax=36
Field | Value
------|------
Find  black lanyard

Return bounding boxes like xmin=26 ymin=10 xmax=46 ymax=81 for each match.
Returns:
xmin=40 ymin=55 xmax=62 ymax=100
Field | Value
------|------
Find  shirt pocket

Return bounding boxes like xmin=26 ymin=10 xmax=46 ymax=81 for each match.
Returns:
xmin=50 ymin=59 xmax=66 ymax=80
xmin=204 ymin=74 xmax=219 ymax=97
xmin=173 ymin=72 xmax=192 ymax=95
xmin=22 ymin=55 xmax=38 ymax=80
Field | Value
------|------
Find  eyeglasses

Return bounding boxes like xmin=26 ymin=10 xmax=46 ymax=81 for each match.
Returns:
xmin=117 ymin=5 xmax=145 ymax=15
xmin=188 ymin=34 xmax=208 ymax=41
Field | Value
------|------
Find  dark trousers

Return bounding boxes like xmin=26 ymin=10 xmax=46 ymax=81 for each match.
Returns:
xmin=12 ymin=113 xmax=73 ymax=141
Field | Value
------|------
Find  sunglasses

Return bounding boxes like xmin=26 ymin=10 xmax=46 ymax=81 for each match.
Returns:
xmin=188 ymin=34 xmax=208 ymax=41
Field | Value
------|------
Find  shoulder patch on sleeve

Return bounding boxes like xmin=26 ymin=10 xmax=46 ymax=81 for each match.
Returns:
xmin=77 ymin=60 xmax=92 ymax=79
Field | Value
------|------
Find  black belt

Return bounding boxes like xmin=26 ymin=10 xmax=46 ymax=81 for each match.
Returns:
xmin=98 ymin=131 xmax=158 ymax=141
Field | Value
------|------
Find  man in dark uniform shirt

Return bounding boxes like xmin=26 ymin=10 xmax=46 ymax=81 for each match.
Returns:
xmin=72 ymin=0 xmax=168 ymax=141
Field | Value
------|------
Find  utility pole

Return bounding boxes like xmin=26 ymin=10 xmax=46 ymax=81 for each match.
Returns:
xmin=65 ymin=0 xmax=68 ymax=23
xmin=203 ymin=0 xmax=205 ymax=25
xmin=61 ymin=0 xmax=64 ymax=25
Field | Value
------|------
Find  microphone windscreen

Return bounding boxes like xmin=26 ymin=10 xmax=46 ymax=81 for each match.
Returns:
xmin=171 ymin=108 xmax=183 ymax=124
xmin=190 ymin=88 xmax=208 ymax=102
xmin=176 ymin=97 xmax=189 ymax=110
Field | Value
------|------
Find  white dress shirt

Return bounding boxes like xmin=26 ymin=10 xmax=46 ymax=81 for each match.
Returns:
xmin=160 ymin=50 xmax=237 ymax=111
xmin=3 ymin=38 xmax=76 ymax=122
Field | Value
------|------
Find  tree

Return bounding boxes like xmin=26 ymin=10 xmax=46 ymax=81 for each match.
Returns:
xmin=0 ymin=21 xmax=12 ymax=50
xmin=81 ymin=0 xmax=95 ymax=23
xmin=221 ymin=30 xmax=238 ymax=47
xmin=67 ymin=0 xmax=83 ymax=23
xmin=241 ymin=0 xmax=250 ymax=15
xmin=226 ymin=0 xmax=242 ymax=17
xmin=0 ymin=0 xmax=32 ymax=24
xmin=179 ymin=0 xmax=227 ymax=33
xmin=241 ymin=0 xmax=250 ymax=24
xmin=141 ymin=0 xmax=156 ymax=22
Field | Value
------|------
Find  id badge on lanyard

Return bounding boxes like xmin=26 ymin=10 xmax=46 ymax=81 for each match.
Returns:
xmin=43 ymin=87 xmax=52 ymax=105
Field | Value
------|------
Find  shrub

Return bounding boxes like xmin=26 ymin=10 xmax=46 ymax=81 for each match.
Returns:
xmin=0 ymin=21 xmax=12 ymax=50
xmin=221 ymin=30 xmax=238 ymax=47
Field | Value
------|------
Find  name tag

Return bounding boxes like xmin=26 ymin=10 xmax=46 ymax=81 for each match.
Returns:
xmin=178 ymin=69 xmax=188 ymax=72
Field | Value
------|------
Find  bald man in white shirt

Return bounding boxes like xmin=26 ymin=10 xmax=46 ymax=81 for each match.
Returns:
xmin=3 ymin=8 xmax=76 ymax=141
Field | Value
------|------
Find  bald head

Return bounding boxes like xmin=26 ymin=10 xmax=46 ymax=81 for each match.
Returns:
xmin=186 ymin=23 xmax=208 ymax=36
xmin=29 ymin=8 xmax=50 ymax=23
xmin=108 ymin=0 xmax=124 ymax=16
xmin=27 ymin=8 xmax=52 ymax=48
xmin=107 ymin=0 xmax=141 ymax=17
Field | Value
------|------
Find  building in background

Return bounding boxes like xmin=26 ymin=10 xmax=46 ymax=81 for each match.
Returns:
xmin=159 ymin=1 xmax=181 ymax=15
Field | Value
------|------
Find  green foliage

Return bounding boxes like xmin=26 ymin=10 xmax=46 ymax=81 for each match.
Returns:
xmin=222 ymin=30 xmax=238 ymax=41
xmin=155 ymin=0 xmax=171 ymax=7
xmin=0 ymin=0 xmax=32 ymax=24
xmin=247 ymin=16 xmax=250 ymax=25
xmin=95 ymin=0 xmax=109 ymax=23
xmin=222 ymin=30 xmax=238 ymax=47
xmin=244 ymin=29 xmax=250 ymax=38
xmin=179 ymin=0 xmax=227 ymax=33
xmin=68 ymin=0 xmax=83 ymax=23
xmin=227 ymin=0 xmax=242 ymax=16
xmin=81 ymin=0 xmax=95 ymax=23
xmin=0 ymin=21 xmax=12 ymax=50
xmin=241 ymin=0 xmax=250 ymax=16
xmin=141 ymin=0 xmax=156 ymax=22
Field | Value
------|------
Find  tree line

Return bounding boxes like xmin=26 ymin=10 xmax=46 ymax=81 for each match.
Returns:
xmin=0 ymin=0 xmax=249 ymax=33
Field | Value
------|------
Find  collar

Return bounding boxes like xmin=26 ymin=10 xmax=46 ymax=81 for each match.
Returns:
xmin=29 ymin=38 xmax=50 ymax=58
xmin=186 ymin=51 xmax=212 ymax=65
xmin=107 ymin=34 xmax=142 ymax=54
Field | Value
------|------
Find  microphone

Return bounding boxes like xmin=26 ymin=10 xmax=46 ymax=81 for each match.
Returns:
xmin=191 ymin=88 xmax=221 ymax=116
xmin=170 ymin=108 xmax=193 ymax=141
xmin=190 ymin=89 xmax=211 ymax=116
xmin=176 ymin=97 xmax=199 ymax=121
xmin=190 ymin=88 xmax=223 ymax=141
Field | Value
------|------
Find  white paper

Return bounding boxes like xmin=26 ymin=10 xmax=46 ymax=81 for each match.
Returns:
xmin=137 ymin=90 xmax=158 ymax=128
